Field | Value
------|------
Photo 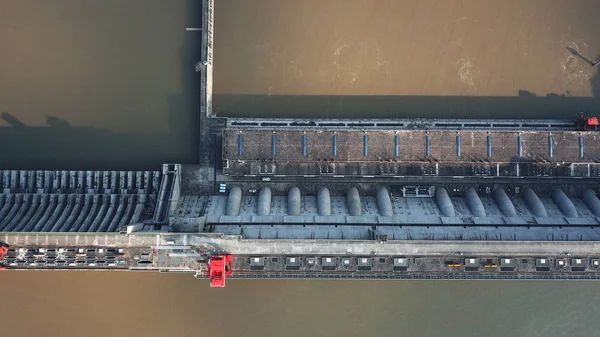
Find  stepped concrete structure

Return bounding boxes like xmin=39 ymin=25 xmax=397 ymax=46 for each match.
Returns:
xmin=0 ymin=171 xmax=160 ymax=233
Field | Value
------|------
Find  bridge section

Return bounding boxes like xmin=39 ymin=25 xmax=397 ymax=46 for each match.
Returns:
xmin=4 ymin=234 xmax=600 ymax=285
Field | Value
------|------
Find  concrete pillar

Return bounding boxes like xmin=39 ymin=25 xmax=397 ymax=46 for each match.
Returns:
xmin=61 ymin=194 xmax=83 ymax=232
xmin=127 ymin=171 xmax=134 ymax=190
xmin=33 ymin=194 xmax=56 ymax=232
xmin=88 ymin=194 xmax=110 ymax=232
xmin=152 ymin=172 xmax=161 ymax=193
xmin=130 ymin=194 xmax=147 ymax=224
xmin=0 ymin=194 xmax=15 ymax=227
xmin=78 ymin=195 xmax=100 ymax=232
xmin=317 ymin=187 xmax=331 ymax=216
xmin=492 ymin=188 xmax=517 ymax=217
xmin=144 ymin=171 xmax=152 ymax=191
xmin=111 ymin=171 xmax=118 ymax=193
xmin=3 ymin=194 xmax=32 ymax=231
xmin=98 ymin=194 xmax=119 ymax=232
xmin=78 ymin=171 xmax=85 ymax=192
xmin=0 ymin=194 xmax=21 ymax=231
xmin=376 ymin=187 xmax=393 ymax=216
xmin=18 ymin=171 xmax=27 ymax=190
xmin=13 ymin=194 xmax=39 ymax=232
xmin=101 ymin=171 xmax=109 ymax=191
xmin=69 ymin=171 xmax=77 ymax=190
xmin=551 ymin=188 xmax=578 ymax=218
xmin=86 ymin=171 xmax=93 ymax=192
xmin=465 ymin=187 xmax=486 ymax=217
xmin=44 ymin=171 xmax=52 ymax=192
xmin=60 ymin=171 xmax=68 ymax=190
xmin=117 ymin=195 xmax=137 ymax=230
xmin=3 ymin=171 xmax=10 ymax=190
xmin=107 ymin=195 xmax=127 ymax=232
xmin=11 ymin=170 xmax=18 ymax=190
xmin=225 ymin=186 xmax=242 ymax=216
xmin=119 ymin=171 xmax=127 ymax=191
xmin=94 ymin=171 xmax=102 ymax=191
xmin=435 ymin=187 xmax=455 ymax=217
xmin=257 ymin=187 xmax=272 ymax=215
xmin=287 ymin=187 xmax=301 ymax=216
xmin=27 ymin=171 xmax=35 ymax=192
xmin=52 ymin=170 xmax=61 ymax=190
xmin=36 ymin=171 xmax=44 ymax=190
xmin=346 ymin=187 xmax=362 ymax=216
xmin=24 ymin=194 xmax=49 ymax=232
xmin=54 ymin=194 xmax=77 ymax=232
xmin=582 ymin=189 xmax=600 ymax=217
xmin=136 ymin=171 xmax=143 ymax=190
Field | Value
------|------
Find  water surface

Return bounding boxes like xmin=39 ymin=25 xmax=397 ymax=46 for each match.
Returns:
xmin=1 ymin=1 xmax=600 ymax=337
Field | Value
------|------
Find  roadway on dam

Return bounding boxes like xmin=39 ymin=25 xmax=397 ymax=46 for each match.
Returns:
xmin=5 ymin=233 xmax=600 ymax=257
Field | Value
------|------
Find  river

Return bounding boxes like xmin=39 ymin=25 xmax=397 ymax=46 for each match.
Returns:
xmin=1 ymin=1 xmax=600 ymax=336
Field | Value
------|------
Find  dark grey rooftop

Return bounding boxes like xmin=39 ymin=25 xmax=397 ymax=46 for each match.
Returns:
xmin=222 ymin=128 xmax=600 ymax=177
xmin=223 ymin=129 xmax=599 ymax=164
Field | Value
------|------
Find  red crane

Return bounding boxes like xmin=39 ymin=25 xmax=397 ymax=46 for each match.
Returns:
xmin=576 ymin=113 xmax=599 ymax=131
xmin=206 ymin=255 xmax=233 ymax=287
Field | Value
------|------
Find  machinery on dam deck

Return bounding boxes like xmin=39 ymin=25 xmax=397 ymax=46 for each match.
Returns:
xmin=4 ymin=234 xmax=600 ymax=286
xmin=3 ymin=116 xmax=600 ymax=286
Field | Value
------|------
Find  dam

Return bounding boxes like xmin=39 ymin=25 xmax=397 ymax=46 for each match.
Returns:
xmin=3 ymin=113 xmax=600 ymax=286
xmin=3 ymin=0 xmax=600 ymax=287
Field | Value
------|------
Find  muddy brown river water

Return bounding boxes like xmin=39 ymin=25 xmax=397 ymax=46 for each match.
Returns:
xmin=1 ymin=1 xmax=600 ymax=336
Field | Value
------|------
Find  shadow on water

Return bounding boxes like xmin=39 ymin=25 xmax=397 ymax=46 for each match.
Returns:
xmin=0 ymin=113 xmax=183 ymax=171
xmin=214 ymin=92 xmax=599 ymax=119
xmin=3 ymin=16 xmax=600 ymax=171
xmin=214 ymin=58 xmax=600 ymax=119
xmin=0 ymin=1 xmax=202 ymax=171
